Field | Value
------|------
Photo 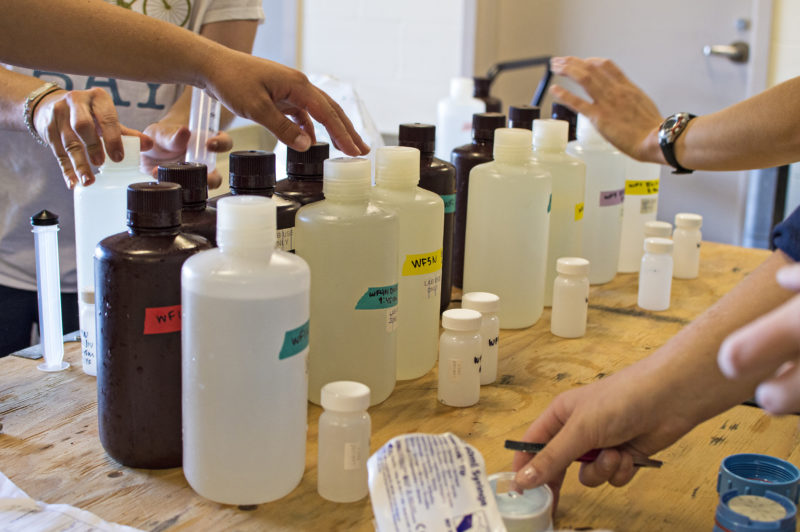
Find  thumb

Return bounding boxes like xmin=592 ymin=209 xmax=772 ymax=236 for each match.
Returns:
xmin=514 ymin=421 xmax=592 ymax=490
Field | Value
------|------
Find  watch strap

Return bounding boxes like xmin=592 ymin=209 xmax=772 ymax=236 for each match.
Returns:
xmin=659 ymin=113 xmax=696 ymax=174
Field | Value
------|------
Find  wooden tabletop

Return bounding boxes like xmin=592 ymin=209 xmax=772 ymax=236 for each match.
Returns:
xmin=1 ymin=242 xmax=798 ymax=531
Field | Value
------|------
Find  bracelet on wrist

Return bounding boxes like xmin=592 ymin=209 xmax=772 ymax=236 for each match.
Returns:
xmin=23 ymin=82 xmax=63 ymax=146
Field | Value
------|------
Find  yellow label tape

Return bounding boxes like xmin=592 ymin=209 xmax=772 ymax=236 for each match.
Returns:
xmin=575 ymin=202 xmax=585 ymax=221
xmin=625 ymin=179 xmax=659 ymax=196
xmin=402 ymin=248 xmax=443 ymax=276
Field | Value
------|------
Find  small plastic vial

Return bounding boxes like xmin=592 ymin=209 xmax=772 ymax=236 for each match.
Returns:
xmin=438 ymin=309 xmax=482 ymax=407
xmin=550 ymin=257 xmax=590 ymax=338
xmin=317 ymin=381 xmax=371 ymax=503
xmin=638 ymin=237 xmax=674 ymax=311
xmin=461 ymin=292 xmax=500 ymax=385
xmin=673 ymin=213 xmax=702 ymax=279
xmin=644 ymin=220 xmax=673 ymax=239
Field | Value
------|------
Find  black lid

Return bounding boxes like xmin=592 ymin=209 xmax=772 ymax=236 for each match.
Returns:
xmin=157 ymin=162 xmax=208 ymax=205
xmin=31 ymin=209 xmax=59 ymax=226
xmin=473 ymin=77 xmax=492 ymax=98
xmin=473 ymin=112 xmax=506 ymax=141
xmin=398 ymin=123 xmax=436 ymax=154
xmin=508 ymin=105 xmax=541 ymax=130
xmin=229 ymin=150 xmax=276 ymax=190
xmin=287 ymin=142 xmax=329 ymax=177
xmin=127 ymin=182 xmax=182 ymax=229
xmin=551 ymin=102 xmax=578 ymax=141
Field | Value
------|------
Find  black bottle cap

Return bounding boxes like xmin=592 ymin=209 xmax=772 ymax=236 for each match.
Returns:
xmin=551 ymin=103 xmax=578 ymax=141
xmin=473 ymin=112 xmax=506 ymax=141
xmin=508 ymin=105 xmax=541 ymax=130
xmin=398 ymin=123 xmax=436 ymax=154
xmin=31 ymin=209 xmax=59 ymax=226
xmin=287 ymin=142 xmax=329 ymax=177
xmin=229 ymin=150 xmax=276 ymax=190
xmin=127 ymin=182 xmax=182 ymax=229
xmin=473 ymin=77 xmax=491 ymax=98
xmin=157 ymin=162 xmax=208 ymax=205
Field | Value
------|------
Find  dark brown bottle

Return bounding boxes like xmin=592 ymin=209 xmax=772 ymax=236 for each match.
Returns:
xmin=451 ymin=112 xmax=506 ymax=288
xmin=508 ymin=105 xmax=541 ymax=130
xmin=157 ymin=162 xmax=217 ymax=246
xmin=551 ymin=102 xmax=578 ymax=142
xmin=473 ymin=77 xmax=502 ymax=113
xmin=95 ymin=182 xmax=211 ymax=469
xmin=399 ymin=123 xmax=456 ymax=312
xmin=275 ymin=142 xmax=328 ymax=205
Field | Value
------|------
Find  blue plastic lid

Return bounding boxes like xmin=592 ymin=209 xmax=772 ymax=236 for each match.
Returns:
xmin=714 ymin=490 xmax=796 ymax=532
xmin=718 ymin=454 xmax=800 ymax=504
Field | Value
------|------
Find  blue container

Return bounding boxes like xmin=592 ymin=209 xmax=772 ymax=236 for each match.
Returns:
xmin=717 ymin=454 xmax=800 ymax=504
xmin=713 ymin=490 xmax=796 ymax=532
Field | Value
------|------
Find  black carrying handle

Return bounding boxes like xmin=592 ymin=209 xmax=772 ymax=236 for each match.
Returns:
xmin=483 ymin=56 xmax=552 ymax=107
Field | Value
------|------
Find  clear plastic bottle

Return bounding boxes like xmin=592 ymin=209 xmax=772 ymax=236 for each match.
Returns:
xmin=317 ymin=381 xmax=371 ymax=503
xmin=532 ymin=119 xmax=586 ymax=307
xmin=435 ymin=78 xmax=485 ymax=161
xmin=438 ymin=308 xmax=482 ymax=407
xmin=461 ymin=292 xmax=500 ymax=385
xmin=617 ymin=157 xmax=661 ymax=273
xmin=673 ymin=213 xmax=703 ymax=279
xmin=566 ymin=114 xmax=626 ymax=285
xmin=372 ymin=147 xmax=444 ymax=380
xmin=644 ymin=220 xmax=673 ymax=239
xmin=295 ymin=157 xmax=398 ymax=405
xmin=463 ymin=128 xmax=551 ymax=329
xmin=550 ymin=257 xmax=590 ymax=339
xmin=182 ymin=195 xmax=310 ymax=504
xmin=157 ymin=162 xmax=216 ymax=246
xmin=74 ymin=135 xmax=151 ymax=376
xmin=638 ymin=237 xmax=674 ymax=311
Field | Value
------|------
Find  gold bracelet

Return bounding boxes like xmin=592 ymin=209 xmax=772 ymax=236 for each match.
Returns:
xmin=23 ymin=82 xmax=62 ymax=146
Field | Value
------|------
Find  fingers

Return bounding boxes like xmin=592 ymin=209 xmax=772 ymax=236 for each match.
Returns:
xmin=43 ymin=96 xmax=95 ymax=188
xmin=207 ymin=169 xmax=223 ymax=189
xmin=549 ymin=84 xmax=593 ymax=117
xmin=296 ymin=83 xmax=369 ymax=156
xmin=118 ymin=127 xmax=155 ymax=152
xmin=206 ymin=131 xmax=232 ymax=153
xmin=83 ymin=88 xmax=124 ymax=163
xmin=776 ymin=263 xmax=800 ymax=291
xmin=755 ymin=361 xmax=800 ymax=414
xmin=578 ymin=448 xmax=637 ymax=487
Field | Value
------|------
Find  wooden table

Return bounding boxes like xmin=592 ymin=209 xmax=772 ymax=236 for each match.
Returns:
xmin=1 ymin=242 xmax=798 ymax=531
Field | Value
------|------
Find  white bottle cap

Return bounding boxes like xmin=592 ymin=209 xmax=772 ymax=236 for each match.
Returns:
xmin=556 ymin=257 xmax=590 ymax=276
xmin=323 ymin=157 xmax=371 ymax=199
xmin=644 ymin=220 xmax=673 ymax=238
xmin=441 ymin=308 xmax=482 ymax=331
xmin=533 ymin=119 xmax=568 ymax=150
xmin=375 ymin=146 xmax=420 ymax=188
xmin=321 ymin=381 xmax=371 ymax=412
xmin=493 ymin=128 xmax=533 ymax=160
xmin=450 ymin=77 xmax=474 ymax=100
xmin=675 ymin=212 xmax=703 ymax=229
xmin=216 ymin=195 xmax=276 ymax=250
xmin=576 ymin=113 xmax=606 ymax=145
xmin=99 ymin=135 xmax=141 ymax=172
xmin=644 ymin=237 xmax=674 ymax=254
xmin=462 ymin=292 xmax=500 ymax=313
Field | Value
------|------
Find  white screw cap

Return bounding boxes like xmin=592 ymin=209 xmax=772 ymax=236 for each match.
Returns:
xmin=644 ymin=220 xmax=673 ymax=238
xmin=644 ymin=237 xmax=674 ymax=254
xmin=462 ymin=292 xmax=500 ymax=313
xmin=441 ymin=308 xmax=482 ymax=331
xmin=675 ymin=213 xmax=703 ymax=229
xmin=556 ymin=257 xmax=590 ymax=276
xmin=375 ymin=146 xmax=420 ymax=187
xmin=321 ymin=381 xmax=371 ymax=412
xmin=533 ymin=119 xmax=568 ymax=150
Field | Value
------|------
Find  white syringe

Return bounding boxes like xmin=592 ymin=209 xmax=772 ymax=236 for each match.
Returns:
xmin=186 ymin=87 xmax=221 ymax=172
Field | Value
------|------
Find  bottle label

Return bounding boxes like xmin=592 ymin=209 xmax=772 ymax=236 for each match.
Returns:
xmin=386 ymin=307 xmax=398 ymax=332
xmin=279 ymin=320 xmax=310 ymax=360
xmin=402 ymin=248 xmax=443 ymax=276
xmin=641 ymin=197 xmax=658 ymax=214
xmin=599 ymin=188 xmax=625 ymax=207
xmin=355 ymin=284 xmax=399 ymax=310
xmin=575 ymin=202 xmax=585 ymax=221
xmin=344 ymin=442 xmax=363 ymax=470
xmin=625 ymin=179 xmax=659 ymax=196
xmin=277 ymin=226 xmax=294 ymax=252
xmin=440 ymin=193 xmax=456 ymax=214
xmin=547 ymin=194 xmax=552 ymax=213
xmin=142 ymin=304 xmax=182 ymax=335
xmin=448 ymin=358 xmax=462 ymax=380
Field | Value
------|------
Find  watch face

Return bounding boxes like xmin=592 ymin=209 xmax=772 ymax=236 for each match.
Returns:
xmin=664 ymin=116 xmax=679 ymax=130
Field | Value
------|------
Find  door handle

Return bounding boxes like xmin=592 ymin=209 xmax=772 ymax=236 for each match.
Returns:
xmin=703 ymin=41 xmax=749 ymax=63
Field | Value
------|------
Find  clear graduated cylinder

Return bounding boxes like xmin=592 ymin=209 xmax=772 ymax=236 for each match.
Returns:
xmin=317 ymin=381 xmax=371 ymax=503
xmin=371 ymin=146 xmax=444 ymax=381
xmin=435 ymin=78 xmax=485 ymax=161
xmin=618 ymin=157 xmax=661 ymax=273
xmin=673 ymin=213 xmax=703 ymax=279
xmin=638 ymin=237 xmax=674 ymax=311
xmin=182 ymin=196 xmax=310 ymax=505
xmin=438 ymin=309 xmax=482 ymax=408
xmin=531 ymin=119 xmax=586 ymax=307
xmin=566 ymin=114 xmax=626 ymax=285
xmin=295 ymin=157 xmax=399 ymax=405
xmin=186 ymin=87 xmax=221 ymax=173
xmin=550 ymin=257 xmax=590 ymax=339
xmin=463 ymin=128 xmax=552 ymax=329
xmin=461 ymin=292 xmax=500 ymax=385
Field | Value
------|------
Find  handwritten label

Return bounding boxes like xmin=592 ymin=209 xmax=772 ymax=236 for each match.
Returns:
xmin=143 ymin=304 xmax=181 ymax=335
xmin=441 ymin=193 xmax=456 ymax=214
xmin=449 ymin=358 xmax=462 ymax=380
xmin=278 ymin=320 xmax=310 ymax=360
xmin=355 ymin=284 xmax=398 ymax=310
xmin=402 ymin=248 xmax=443 ymax=276
xmin=344 ymin=442 xmax=363 ymax=470
xmin=599 ymin=188 xmax=625 ymax=207
xmin=641 ymin=197 xmax=658 ymax=214
xmin=386 ymin=307 xmax=398 ymax=332
xmin=625 ymin=179 xmax=660 ymax=196
xmin=575 ymin=202 xmax=584 ymax=221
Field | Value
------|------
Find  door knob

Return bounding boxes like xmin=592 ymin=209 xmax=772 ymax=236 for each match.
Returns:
xmin=703 ymin=41 xmax=749 ymax=63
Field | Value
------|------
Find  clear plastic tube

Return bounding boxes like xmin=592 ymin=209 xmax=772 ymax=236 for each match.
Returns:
xmin=31 ymin=214 xmax=68 ymax=372
xmin=186 ymin=87 xmax=221 ymax=172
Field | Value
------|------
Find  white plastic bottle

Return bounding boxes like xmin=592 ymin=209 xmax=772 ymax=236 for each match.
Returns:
xmin=645 ymin=220 xmax=673 ymax=239
xmin=435 ymin=78 xmax=485 ymax=161
xmin=550 ymin=257 xmax=590 ymax=338
xmin=566 ymin=114 xmax=626 ymax=285
xmin=638 ymin=237 xmax=674 ymax=311
xmin=673 ymin=213 xmax=703 ymax=279
xmin=371 ymin=146 xmax=444 ymax=381
xmin=531 ymin=119 xmax=586 ymax=306
xmin=295 ymin=157 xmax=398 ymax=405
xmin=317 ymin=381 xmax=371 ymax=503
xmin=463 ymin=128 xmax=551 ymax=328
xmin=438 ymin=309 xmax=482 ymax=408
xmin=618 ymin=157 xmax=661 ymax=273
xmin=181 ymin=196 xmax=310 ymax=505
xmin=74 ymin=135 xmax=151 ymax=376
xmin=461 ymin=292 xmax=500 ymax=385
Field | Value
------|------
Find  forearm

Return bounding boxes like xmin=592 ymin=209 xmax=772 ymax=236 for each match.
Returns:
xmin=0 ymin=67 xmax=54 ymax=131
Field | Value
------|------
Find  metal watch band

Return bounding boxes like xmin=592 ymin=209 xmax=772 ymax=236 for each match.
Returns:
xmin=658 ymin=112 xmax=696 ymax=174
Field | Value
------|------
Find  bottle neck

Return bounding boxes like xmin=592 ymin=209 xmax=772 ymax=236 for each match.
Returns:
xmin=287 ymin=173 xmax=323 ymax=182
xmin=183 ymin=201 xmax=208 ymax=212
xmin=231 ymin=187 xmax=274 ymax=197
xmin=219 ymin=241 xmax=274 ymax=258
xmin=128 ymin=225 xmax=180 ymax=237
xmin=494 ymin=150 xmax=530 ymax=165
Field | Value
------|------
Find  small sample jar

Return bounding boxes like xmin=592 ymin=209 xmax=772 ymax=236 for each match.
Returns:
xmin=638 ymin=237 xmax=674 ymax=311
xmin=550 ymin=257 xmax=590 ymax=338
xmin=673 ymin=212 xmax=702 ymax=279
xmin=461 ymin=292 xmax=500 ymax=385
xmin=714 ymin=490 xmax=796 ymax=532
xmin=644 ymin=220 xmax=673 ymax=239
xmin=718 ymin=453 xmax=800 ymax=504
xmin=489 ymin=472 xmax=554 ymax=532
xmin=438 ymin=309 xmax=482 ymax=407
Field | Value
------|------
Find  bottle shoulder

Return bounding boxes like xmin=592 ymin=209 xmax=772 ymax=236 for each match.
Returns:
xmin=297 ymin=200 xmax=398 ymax=225
xmin=371 ymin=186 xmax=445 ymax=211
xmin=96 ymin=231 xmax=209 ymax=260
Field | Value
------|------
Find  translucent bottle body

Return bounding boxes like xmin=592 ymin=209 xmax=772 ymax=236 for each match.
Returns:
xmin=435 ymin=80 xmax=485 ymax=161
xmin=673 ymin=228 xmax=702 ymax=279
xmin=551 ymin=272 xmax=589 ymax=338
xmin=638 ymin=242 xmax=673 ymax=311
xmin=617 ymin=158 xmax=661 ymax=273
xmin=438 ymin=328 xmax=482 ymax=407
xmin=318 ymin=409 xmax=371 ymax=502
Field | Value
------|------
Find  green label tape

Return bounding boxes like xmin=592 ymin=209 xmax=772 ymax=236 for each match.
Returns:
xmin=279 ymin=320 xmax=309 ymax=360
xmin=441 ymin=193 xmax=456 ymax=214
xmin=355 ymin=284 xmax=399 ymax=310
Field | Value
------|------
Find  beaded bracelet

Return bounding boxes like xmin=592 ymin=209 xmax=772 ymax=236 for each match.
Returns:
xmin=23 ymin=82 xmax=62 ymax=146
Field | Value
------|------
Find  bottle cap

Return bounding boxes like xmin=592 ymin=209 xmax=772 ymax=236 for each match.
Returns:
xmin=216 ymin=195 xmax=276 ymax=250
xmin=127 ymin=182 xmax=182 ymax=229
xmin=533 ymin=119 xmax=569 ymax=150
xmin=556 ymin=257 xmax=590 ymax=276
xmin=229 ymin=150 xmax=276 ymax=190
xmin=398 ymin=123 xmax=436 ymax=154
xmin=450 ymin=77 xmax=474 ymax=100
xmin=473 ymin=76 xmax=491 ymax=98
xmin=675 ymin=212 xmax=703 ymax=229
xmin=644 ymin=237 xmax=674 ymax=254
xmin=473 ymin=112 xmax=507 ymax=141
xmin=31 ymin=210 xmax=59 ymax=226
xmin=715 ymin=490 xmax=797 ymax=532
xmin=551 ymin=103 xmax=577 ymax=141
xmin=461 ymin=292 xmax=500 ymax=313
xmin=441 ymin=308 xmax=482 ymax=331
xmin=718 ymin=453 xmax=800 ymax=504
xmin=157 ymin=162 xmax=208 ymax=205
xmin=508 ymin=105 xmax=540 ymax=130
xmin=287 ymin=142 xmax=329 ymax=178
xmin=375 ymin=146 xmax=420 ymax=188
xmin=493 ymin=128 xmax=532 ymax=160
xmin=644 ymin=220 xmax=673 ymax=238
xmin=100 ymin=135 xmax=142 ymax=172
xmin=321 ymin=380 xmax=371 ymax=412
xmin=323 ymin=157 xmax=371 ymax=198
xmin=576 ymin=114 xmax=607 ymax=145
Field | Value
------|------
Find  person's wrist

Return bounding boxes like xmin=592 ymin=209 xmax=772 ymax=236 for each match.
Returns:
xmin=24 ymin=82 xmax=62 ymax=145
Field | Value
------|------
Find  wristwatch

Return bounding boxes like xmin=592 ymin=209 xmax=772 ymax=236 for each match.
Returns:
xmin=658 ymin=112 xmax=696 ymax=174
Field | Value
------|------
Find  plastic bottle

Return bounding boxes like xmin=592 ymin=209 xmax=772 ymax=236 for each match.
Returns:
xmin=473 ymin=77 xmax=502 ymax=113
xmin=673 ymin=213 xmax=703 ymax=279
xmin=617 ymin=158 xmax=661 ymax=273
xmin=551 ymin=103 xmax=577 ymax=142
xmin=550 ymin=257 xmax=590 ymax=338
xmin=182 ymin=195 xmax=310 ymax=504
xmin=463 ymin=128 xmax=551 ymax=328
xmin=532 ymin=119 xmax=586 ymax=307
xmin=295 ymin=157 xmax=398 ymax=405
xmin=157 ymin=162 xmax=217 ymax=246
xmin=451 ymin=112 xmax=506 ymax=288
xmin=275 ymin=142 xmax=329 ymax=206
xmin=508 ymin=105 xmax=540 ymax=130
xmin=435 ymin=78 xmax=485 ymax=161
xmin=95 ymin=182 xmax=210 ymax=468
xmin=638 ymin=237 xmax=674 ymax=311
xmin=461 ymin=292 xmax=500 ymax=385
xmin=185 ymin=87 xmax=221 ymax=173
xmin=317 ymin=381 xmax=371 ymax=503
xmin=645 ymin=220 xmax=673 ymax=239
xmin=438 ymin=308 xmax=482 ymax=407
xmin=74 ymin=135 xmax=151 ymax=376
xmin=566 ymin=114 xmax=626 ymax=285
xmin=371 ymin=146 xmax=444 ymax=380
xmin=398 ymin=123 xmax=456 ymax=311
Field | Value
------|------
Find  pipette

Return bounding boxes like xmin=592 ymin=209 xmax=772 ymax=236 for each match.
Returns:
xmin=186 ymin=87 xmax=221 ymax=173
